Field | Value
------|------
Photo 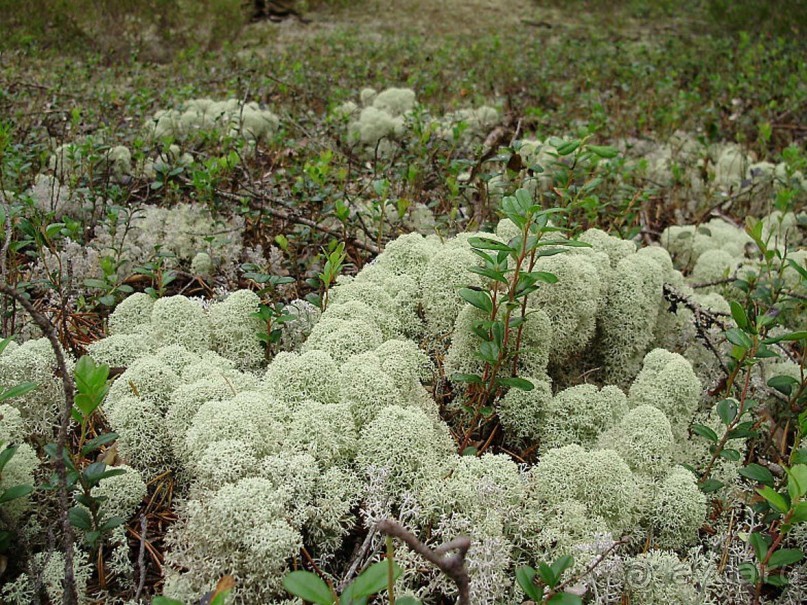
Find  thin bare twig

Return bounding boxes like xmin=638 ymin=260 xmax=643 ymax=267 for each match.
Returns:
xmin=377 ymin=519 xmax=471 ymax=605
xmin=339 ymin=527 xmax=378 ymax=591
xmin=663 ymin=284 xmax=730 ymax=376
xmin=554 ymin=536 xmax=630 ymax=594
xmin=134 ymin=514 xmax=147 ymax=602
xmin=178 ymin=177 xmax=380 ymax=254
xmin=0 ymin=283 xmax=78 ymax=605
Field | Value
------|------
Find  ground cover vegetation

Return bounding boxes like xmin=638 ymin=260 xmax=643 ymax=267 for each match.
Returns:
xmin=0 ymin=1 xmax=805 ymax=604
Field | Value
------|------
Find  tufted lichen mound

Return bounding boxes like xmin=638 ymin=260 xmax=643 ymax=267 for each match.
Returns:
xmin=357 ymin=405 xmax=455 ymax=501
xmin=150 ymin=295 xmax=212 ymax=354
xmin=598 ymin=404 xmax=675 ymax=477
xmin=263 ymin=350 xmax=340 ymax=406
xmin=647 ymin=467 xmax=707 ymax=549
xmin=207 ymin=289 xmax=264 ymax=370
xmin=539 ymin=384 xmax=628 ymax=449
xmin=628 ymin=349 xmax=701 ymax=441
xmin=530 ymin=444 xmax=640 ymax=532
xmin=163 ymin=477 xmax=302 ymax=604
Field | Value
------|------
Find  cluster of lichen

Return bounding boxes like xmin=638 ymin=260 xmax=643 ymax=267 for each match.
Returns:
xmin=335 ymin=86 xmax=500 ymax=156
xmin=485 ymin=133 xmax=806 ymax=220
xmin=2 ymin=192 xmax=804 ymax=604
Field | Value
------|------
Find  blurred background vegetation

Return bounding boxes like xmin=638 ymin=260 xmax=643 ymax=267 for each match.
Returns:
xmin=0 ymin=0 xmax=804 ymax=59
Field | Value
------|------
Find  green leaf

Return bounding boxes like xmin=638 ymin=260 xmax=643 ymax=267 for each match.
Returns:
xmin=749 ymin=532 xmax=771 ymax=562
xmin=757 ymin=486 xmax=790 ymax=514
xmin=458 ymin=288 xmax=493 ymax=314
xmin=720 ymin=448 xmax=741 ymax=461
xmin=791 ymin=502 xmax=807 ymax=523
xmin=738 ymin=561 xmax=759 ymax=584
xmin=0 ymin=381 xmax=38 ymax=402
xmin=550 ymin=555 xmax=574 ymax=581
xmin=0 ymin=445 xmax=18 ymax=474
xmin=587 ymin=145 xmax=619 ymax=159
xmin=348 ymin=560 xmax=401 ymax=599
xmin=0 ymin=484 xmax=33 ymax=504
xmin=726 ymin=328 xmax=753 ymax=350
xmin=739 ymin=464 xmax=775 ymax=487
xmin=525 ymin=271 xmax=558 ymax=284
xmin=548 ymin=594 xmax=583 ymax=605
xmin=0 ymin=336 xmax=14 ymax=355
xmin=395 ymin=597 xmax=421 ymax=605
xmin=768 ymin=549 xmax=804 ymax=570
xmin=765 ymin=331 xmax=807 ymax=344
xmin=729 ymin=301 xmax=749 ymax=330
xmin=728 ymin=421 xmax=758 ymax=439
xmin=68 ymin=506 xmax=93 ymax=531
xmin=80 ymin=432 xmax=119 ymax=456
xmin=692 ymin=424 xmax=719 ymax=443
xmin=700 ymin=479 xmax=724 ymax=493
xmin=152 ymin=597 xmax=185 ymax=605
xmin=497 ymin=377 xmax=534 ymax=391
xmin=716 ymin=399 xmax=738 ymax=425
xmin=100 ymin=516 xmax=125 ymax=532
xmin=451 ymin=373 xmax=483 ymax=385
xmin=282 ymin=571 xmax=334 ymax=605
xmin=786 ymin=464 xmax=807 ymax=499
xmin=468 ymin=266 xmax=509 ymax=284
xmin=467 ymin=237 xmax=514 ymax=252
xmin=768 ymin=375 xmax=799 ymax=396
xmin=477 ymin=341 xmax=500 ymax=364
xmin=556 ymin=140 xmax=581 ymax=156
xmin=787 ymin=258 xmax=807 ymax=280
xmin=536 ymin=561 xmax=556 ymax=587
xmin=765 ymin=574 xmax=789 ymax=587
xmin=515 ymin=567 xmax=543 ymax=602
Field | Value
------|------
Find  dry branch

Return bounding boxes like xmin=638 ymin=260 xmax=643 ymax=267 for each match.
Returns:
xmin=377 ymin=518 xmax=471 ymax=605
xmin=0 ymin=282 xmax=78 ymax=605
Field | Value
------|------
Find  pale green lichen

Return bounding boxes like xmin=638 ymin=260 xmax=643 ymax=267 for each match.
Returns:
xmin=0 ymin=442 xmax=38 ymax=521
xmin=89 ymin=464 xmax=146 ymax=520
xmin=690 ymin=249 xmax=739 ymax=286
xmin=87 ymin=333 xmax=154 ymax=367
xmin=598 ymin=254 xmax=665 ymax=385
xmin=148 ymin=98 xmax=279 ymax=145
xmin=207 ymin=289 xmax=264 ymax=370
xmin=108 ymin=293 xmax=155 ymax=335
xmin=598 ymin=404 xmax=675 ymax=477
xmin=417 ymin=453 xmax=525 ymax=527
xmin=263 ymin=350 xmax=340 ymax=406
xmin=528 ymin=251 xmax=605 ymax=364
xmin=190 ymin=251 xmax=213 ymax=277
xmin=163 ymin=477 xmax=301 ymax=604
xmin=539 ymin=384 xmax=628 ymax=450
xmin=285 ymin=400 xmax=358 ymax=467
xmin=628 ymin=349 xmax=701 ymax=441
xmin=530 ymin=444 xmax=639 ymax=532
xmin=374 ymin=231 xmax=442 ymax=285
xmin=105 ymin=394 xmax=171 ymax=479
xmin=624 ymin=550 xmax=701 ymax=605
xmin=184 ymin=391 xmax=285 ymax=461
xmin=339 ymin=351 xmax=412 ymax=427
xmin=422 ymin=243 xmax=483 ymax=338
xmin=302 ymin=316 xmax=383 ymax=363
xmin=165 ymin=377 xmax=238 ymax=462
xmin=0 ymin=338 xmax=73 ymax=435
xmin=647 ymin=467 xmax=707 ymax=549
xmin=357 ymin=405 xmax=455 ymax=500
xmin=150 ymin=295 xmax=212 ymax=354
xmin=497 ymin=377 xmax=553 ymax=442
